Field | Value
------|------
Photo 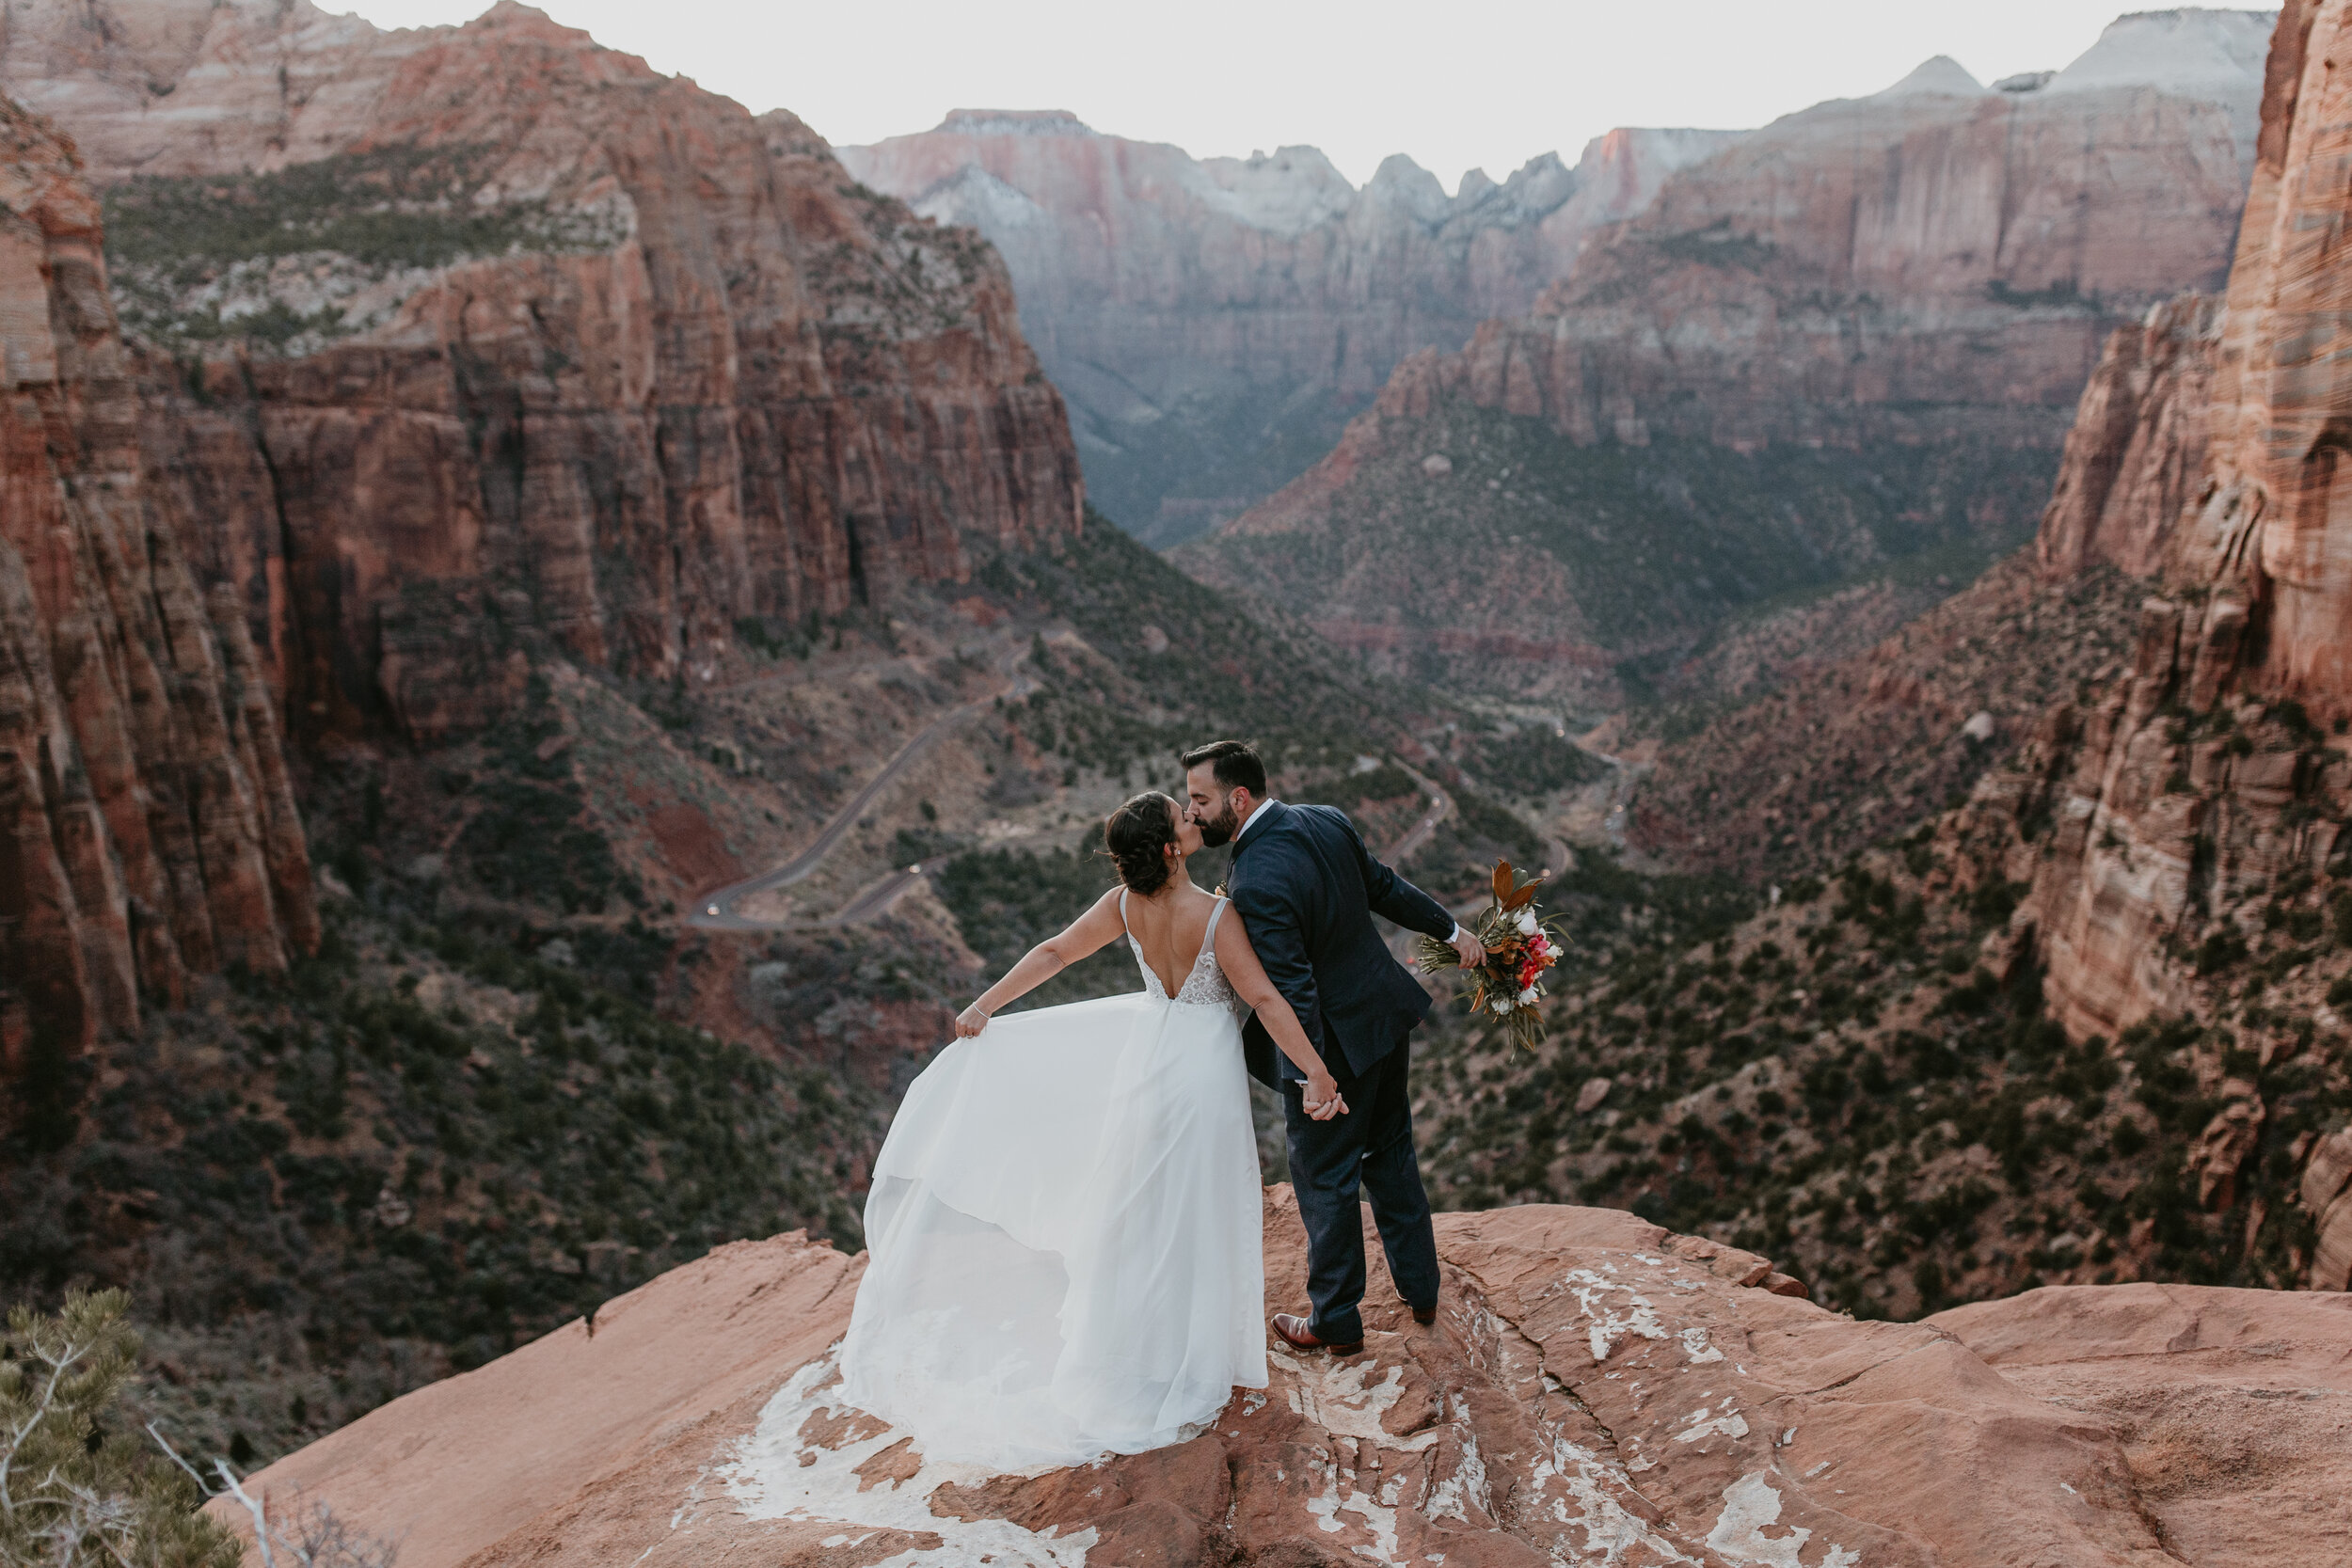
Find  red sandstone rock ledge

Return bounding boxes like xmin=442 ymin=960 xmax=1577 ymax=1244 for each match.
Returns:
xmin=217 ymin=1191 xmax=2352 ymax=1567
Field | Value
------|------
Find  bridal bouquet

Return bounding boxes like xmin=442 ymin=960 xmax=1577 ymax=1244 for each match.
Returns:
xmin=1416 ymin=859 xmax=1564 ymax=1050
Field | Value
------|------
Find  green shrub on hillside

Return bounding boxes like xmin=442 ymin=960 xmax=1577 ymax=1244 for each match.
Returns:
xmin=0 ymin=909 xmax=886 ymax=1469
xmin=934 ymin=842 xmax=1138 ymax=1011
xmin=0 ymin=1291 xmax=241 ymax=1568
xmin=1468 ymin=726 xmax=1608 ymax=798
xmin=452 ymin=674 xmax=644 ymax=914
xmin=980 ymin=515 xmax=1443 ymax=780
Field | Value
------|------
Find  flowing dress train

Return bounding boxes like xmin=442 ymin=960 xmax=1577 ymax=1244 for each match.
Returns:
xmin=839 ymin=895 xmax=1267 ymax=1466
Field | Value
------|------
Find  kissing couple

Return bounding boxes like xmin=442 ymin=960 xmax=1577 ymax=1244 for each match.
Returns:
xmin=838 ymin=739 xmax=1485 ymax=1467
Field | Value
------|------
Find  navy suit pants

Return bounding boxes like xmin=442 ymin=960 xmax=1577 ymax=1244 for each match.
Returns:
xmin=1284 ymin=1037 xmax=1439 ymax=1343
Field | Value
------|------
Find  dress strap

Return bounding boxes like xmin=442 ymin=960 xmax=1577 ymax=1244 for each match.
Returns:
xmin=1202 ymin=895 xmax=1228 ymax=949
xmin=1118 ymin=887 xmax=1130 ymax=934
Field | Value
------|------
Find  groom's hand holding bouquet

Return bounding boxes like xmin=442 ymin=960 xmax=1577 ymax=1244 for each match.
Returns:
xmin=1417 ymin=860 xmax=1565 ymax=1050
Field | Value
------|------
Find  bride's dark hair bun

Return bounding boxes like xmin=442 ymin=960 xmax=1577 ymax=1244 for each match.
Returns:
xmin=1104 ymin=791 xmax=1181 ymax=895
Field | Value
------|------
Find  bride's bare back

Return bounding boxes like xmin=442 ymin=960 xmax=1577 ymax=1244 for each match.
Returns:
xmin=1119 ymin=880 xmax=1219 ymax=996
xmin=951 ymin=790 xmax=1344 ymax=1118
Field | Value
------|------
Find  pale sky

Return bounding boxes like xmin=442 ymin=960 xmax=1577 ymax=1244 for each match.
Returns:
xmin=345 ymin=1 xmax=2268 ymax=190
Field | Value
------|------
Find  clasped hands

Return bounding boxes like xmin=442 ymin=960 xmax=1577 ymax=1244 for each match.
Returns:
xmin=1302 ymin=1070 xmax=1348 ymax=1121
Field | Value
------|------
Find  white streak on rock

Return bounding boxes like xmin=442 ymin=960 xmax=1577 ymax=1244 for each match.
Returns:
xmin=1275 ymin=1348 xmax=1442 ymax=1452
xmin=1565 ymin=1269 xmax=1670 ymax=1362
xmin=1423 ymin=1432 xmax=1491 ymax=1526
xmin=723 ymin=1351 xmax=1098 ymax=1566
xmin=1675 ymin=1409 xmax=1751 ymax=1445
xmin=1303 ymin=1448 xmax=1403 ymax=1563
xmin=1532 ymin=1434 xmax=1701 ymax=1565
xmin=1705 ymin=1471 xmax=1858 ymax=1568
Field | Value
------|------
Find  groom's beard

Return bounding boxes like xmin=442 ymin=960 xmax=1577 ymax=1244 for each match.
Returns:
xmin=1197 ymin=798 xmax=1241 ymax=847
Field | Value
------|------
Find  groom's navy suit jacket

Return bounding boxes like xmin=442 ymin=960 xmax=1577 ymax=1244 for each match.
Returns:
xmin=1228 ymin=800 xmax=1456 ymax=1089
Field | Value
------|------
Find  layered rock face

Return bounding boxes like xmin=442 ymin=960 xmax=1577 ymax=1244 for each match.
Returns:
xmin=0 ymin=99 xmax=314 ymax=1063
xmin=841 ymin=112 xmax=1735 ymax=538
xmin=1857 ymin=0 xmax=2352 ymax=1293
xmin=1 ymin=0 xmax=1084 ymax=745
xmin=1181 ymin=10 xmax=2268 ymax=698
xmin=2035 ymin=293 xmax=2225 ymax=578
xmin=1987 ymin=0 xmax=2351 ymax=1042
xmin=219 ymin=1196 xmax=2352 ymax=1568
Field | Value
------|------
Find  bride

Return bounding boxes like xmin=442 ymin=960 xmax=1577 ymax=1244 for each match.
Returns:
xmin=838 ymin=790 xmax=1348 ymax=1466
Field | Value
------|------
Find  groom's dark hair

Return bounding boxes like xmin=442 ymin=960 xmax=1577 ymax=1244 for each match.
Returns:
xmin=1181 ymin=739 xmax=1265 ymax=798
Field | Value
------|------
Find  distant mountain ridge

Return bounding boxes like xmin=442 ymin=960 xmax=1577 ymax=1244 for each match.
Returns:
xmin=840 ymin=113 xmax=1738 ymax=539
xmin=1174 ymin=8 xmax=2274 ymax=703
xmin=841 ymin=9 xmax=2276 ymax=543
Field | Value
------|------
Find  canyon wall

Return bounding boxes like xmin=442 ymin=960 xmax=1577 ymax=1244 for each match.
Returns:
xmin=1176 ymin=10 xmax=2273 ymax=700
xmin=1982 ymin=0 xmax=2352 ymax=1045
xmin=2035 ymin=293 xmax=2225 ymax=579
xmin=0 ymin=98 xmax=314 ymax=1065
xmin=841 ymin=111 xmax=1736 ymax=538
xmin=1 ymin=0 xmax=1085 ymax=746
xmin=1862 ymin=0 xmax=2352 ymax=1290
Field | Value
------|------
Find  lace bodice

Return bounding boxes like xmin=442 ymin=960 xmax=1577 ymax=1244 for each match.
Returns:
xmin=1120 ymin=892 xmax=1241 ymax=1009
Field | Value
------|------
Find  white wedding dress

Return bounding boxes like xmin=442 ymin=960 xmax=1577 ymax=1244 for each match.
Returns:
xmin=839 ymin=894 xmax=1267 ymax=1467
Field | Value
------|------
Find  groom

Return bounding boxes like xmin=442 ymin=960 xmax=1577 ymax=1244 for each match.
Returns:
xmin=1183 ymin=740 xmax=1483 ymax=1354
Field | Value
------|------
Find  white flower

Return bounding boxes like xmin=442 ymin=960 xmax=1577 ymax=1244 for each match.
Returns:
xmin=1491 ymin=997 xmax=1515 ymax=1015
xmin=1518 ymin=986 xmax=1538 ymax=1005
xmin=1514 ymin=910 xmax=1539 ymax=935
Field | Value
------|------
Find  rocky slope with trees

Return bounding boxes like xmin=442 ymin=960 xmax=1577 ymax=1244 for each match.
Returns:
xmin=1421 ymin=0 xmax=2352 ymax=1323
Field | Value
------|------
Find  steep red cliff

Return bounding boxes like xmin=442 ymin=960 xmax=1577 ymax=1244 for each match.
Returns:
xmin=0 ymin=98 xmax=314 ymax=1065
xmin=3 ymin=1 xmax=1085 ymax=745
xmin=2036 ymin=293 xmax=2225 ymax=578
xmin=1837 ymin=0 xmax=2352 ymax=1293
xmin=1179 ymin=14 xmax=2267 ymax=698
xmin=1994 ymin=0 xmax=2352 ymax=1045
xmin=840 ymin=111 xmax=1736 ymax=536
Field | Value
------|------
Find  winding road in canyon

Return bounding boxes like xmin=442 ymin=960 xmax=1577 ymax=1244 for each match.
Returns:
xmin=686 ymin=666 xmax=1030 ymax=933
xmin=693 ymin=716 xmax=1473 ymax=934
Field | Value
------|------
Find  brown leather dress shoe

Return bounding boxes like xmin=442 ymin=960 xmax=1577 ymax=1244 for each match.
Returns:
xmin=1272 ymin=1312 xmax=1363 ymax=1354
xmin=1411 ymin=1303 xmax=1438 ymax=1325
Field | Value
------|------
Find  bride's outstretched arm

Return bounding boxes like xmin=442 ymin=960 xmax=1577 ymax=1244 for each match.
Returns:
xmin=954 ymin=887 xmax=1126 ymax=1036
xmin=1216 ymin=913 xmax=1349 ymax=1121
